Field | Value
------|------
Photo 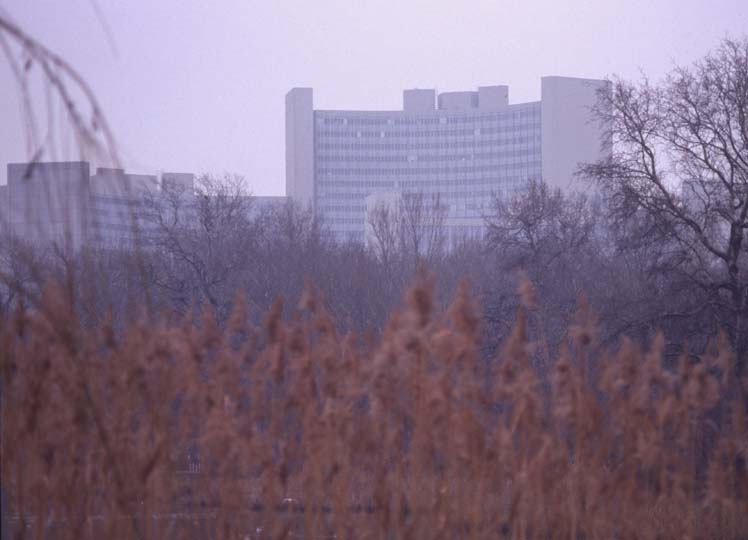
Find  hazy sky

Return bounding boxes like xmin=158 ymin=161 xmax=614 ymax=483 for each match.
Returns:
xmin=1 ymin=0 xmax=746 ymax=194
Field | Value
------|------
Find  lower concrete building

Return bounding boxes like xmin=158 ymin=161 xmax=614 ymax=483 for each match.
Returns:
xmin=4 ymin=162 xmax=93 ymax=248
xmin=1 ymin=162 xmax=290 ymax=250
xmin=1 ymin=162 xmax=194 ymax=250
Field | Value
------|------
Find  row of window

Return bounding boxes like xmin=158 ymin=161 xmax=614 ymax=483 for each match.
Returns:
xmin=317 ymin=205 xmax=366 ymax=214
xmin=316 ymin=192 xmax=365 ymax=200
xmin=315 ymin=136 xmax=539 ymax=152
xmin=316 ymin=148 xmax=540 ymax=163
xmin=317 ymin=180 xmax=397 ymax=189
xmin=318 ymin=108 xmax=540 ymax=126
xmin=316 ymin=161 xmax=541 ymax=176
xmin=90 ymin=194 xmax=147 ymax=206
xmin=326 ymin=217 xmax=365 ymax=225
xmin=317 ymin=188 xmax=519 ymax=202
xmin=317 ymin=175 xmax=535 ymax=190
xmin=316 ymin=124 xmax=540 ymax=139
xmin=395 ymin=176 xmax=533 ymax=187
xmin=431 ymin=109 xmax=539 ymax=124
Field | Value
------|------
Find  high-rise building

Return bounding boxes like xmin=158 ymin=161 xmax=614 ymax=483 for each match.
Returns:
xmin=286 ymin=77 xmax=610 ymax=243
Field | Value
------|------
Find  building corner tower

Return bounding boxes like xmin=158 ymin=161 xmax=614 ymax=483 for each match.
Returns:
xmin=285 ymin=88 xmax=315 ymax=209
xmin=540 ymin=76 xmax=611 ymax=191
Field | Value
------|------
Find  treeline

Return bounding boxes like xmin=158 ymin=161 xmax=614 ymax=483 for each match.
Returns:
xmin=0 ymin=172 xmax=744 ymax=378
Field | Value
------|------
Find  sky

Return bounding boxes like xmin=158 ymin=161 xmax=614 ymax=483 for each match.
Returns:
xmin=1 ymin=0 xmax=746 ymax=195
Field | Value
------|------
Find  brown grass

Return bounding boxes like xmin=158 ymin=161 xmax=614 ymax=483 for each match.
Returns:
xmin=1 ymin=278 xmax=747 ymax=540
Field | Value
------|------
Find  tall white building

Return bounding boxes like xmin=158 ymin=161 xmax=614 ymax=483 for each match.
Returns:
xmin=286 ymin=77 xmax=610 ymax=243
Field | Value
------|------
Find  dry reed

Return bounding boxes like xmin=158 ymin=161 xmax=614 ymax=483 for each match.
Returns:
xmin=1 ymin=278 xmax=746 ymax=540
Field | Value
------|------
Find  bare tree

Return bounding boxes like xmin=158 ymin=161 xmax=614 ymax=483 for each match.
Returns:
xmin=250 ymin=198 xmax=333 ymax=314
xmin=580 ymin=37 xmax=748 ymax=371
xmin=367 ymin=200 xmax=401 ymax=268
xmin=484 ymin=180 xmax=600 ymax=354
xmin=145 ymin=173 xmax=261 ymax=320
xmin=0 ymin=230 xmax=51 ymax=311
xmin=399 ymin=191 xmax=447 ymax=268
xmin=486 ymin=180 xmax=596 ymax=271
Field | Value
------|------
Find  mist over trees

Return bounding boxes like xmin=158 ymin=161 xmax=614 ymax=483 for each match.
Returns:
xmin=3 ymin=123 xmax=746 ymax=377
xmin=3 ymin=38 xmax=748 ymax=366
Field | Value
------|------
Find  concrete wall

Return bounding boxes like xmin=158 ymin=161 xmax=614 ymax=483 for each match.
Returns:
xmin=0 ymin=185 xmax=8 ymax=225
xmin=403 ymin=89 xmax=435 ymax=112
xmin=478 ymin=85 xmax=509 ymax=110
xmin=162 ymin=172 xmax=195 ymax=194
xmin=249 ymin=195 xmax=288 ymax=219
xmin=91 ymin=168 xmax=158 ymax=197
xmin=2 ymin=162 xmax=198 ymax=249
xmin=6 ymin=161 xmax=91 ymax=249
xmin=438 ymin=91 xmax=479 ymax=111
xmin=541 ymin=76 xmax=610 ymax=191
xmin=89 ymin=168 xmax=159 ymax=246
xmin=285 ymin=88 xmax=315 ymax=208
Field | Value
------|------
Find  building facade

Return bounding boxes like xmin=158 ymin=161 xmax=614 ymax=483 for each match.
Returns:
xmin=1 ymin=162 xmax=194 ymax=250
xmin=286 ymin=77 xmax=610 ymax=243
xmin=1 ymin=162 xmax=290 ymax=250
xmin=3 ymin=161 xmax=93 ymax=248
